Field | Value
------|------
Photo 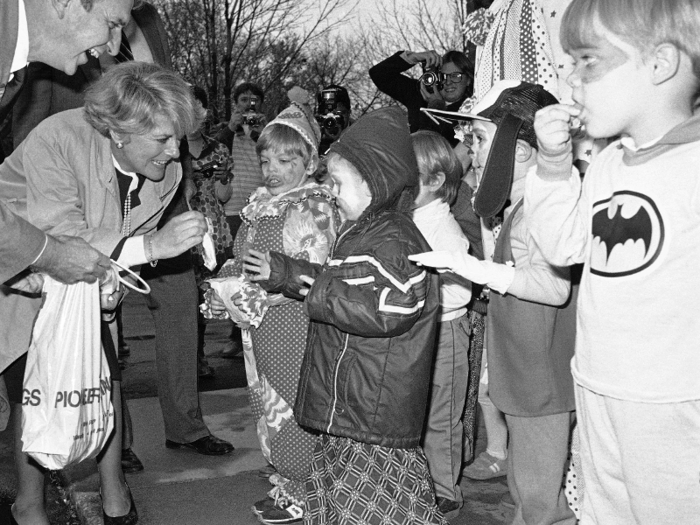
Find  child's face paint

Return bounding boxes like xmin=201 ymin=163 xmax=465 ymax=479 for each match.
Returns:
xmin=565 ymin=22 xmax=651 ymax=141
xmin=259 ymin=148 xmax=311 ymax=196
xmin=568 ymin=37 xmax=630 ymax=84
xmin=327 ymin=158 xmax=372 ymax=222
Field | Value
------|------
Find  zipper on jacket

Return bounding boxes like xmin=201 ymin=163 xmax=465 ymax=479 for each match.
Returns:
xmin=329 ymin=222 xmax=355 ymax=259
xmin=327 ymin=333 xmax=349 ymax=432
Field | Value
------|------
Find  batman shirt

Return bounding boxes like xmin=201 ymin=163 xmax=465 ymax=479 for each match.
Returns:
xmin=524 ymin=114 xmax=700 ymax=403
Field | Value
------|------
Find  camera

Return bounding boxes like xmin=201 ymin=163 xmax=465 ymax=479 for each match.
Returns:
xmin=198 ymin=160 xmax=229 ymax=182
xmin=198 ymin=159 xmax=221 ymax=175
xmin=316 ymin=88 xmax=347 ymax=138
xmin=419 ymin=66 xmax=444 ymax=94
xmin=243 ymin=99 xmax=264 ymax=127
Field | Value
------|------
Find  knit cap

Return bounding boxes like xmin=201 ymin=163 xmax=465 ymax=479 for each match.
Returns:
xmin=265 ymin=101 xmax=322 ymax=152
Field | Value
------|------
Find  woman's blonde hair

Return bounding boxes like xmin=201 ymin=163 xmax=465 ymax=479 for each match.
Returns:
xmin=411 ymin=130 xmax=462 ymax=206
xmin=83 ymin=62 xmax=204 ymax=138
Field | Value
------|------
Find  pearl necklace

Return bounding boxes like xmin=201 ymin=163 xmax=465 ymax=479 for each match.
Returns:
xmin=121 ymin=192 xmax=132 ymax=236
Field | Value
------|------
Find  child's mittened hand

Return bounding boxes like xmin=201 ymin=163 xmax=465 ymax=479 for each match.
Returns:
xmin=409 ymin=251 xmax=491 ymax=284
xmin=243 ymin=249 xmax=271 ymax=281
xmin=534 ymin=104 xmax=581 ymax=157
xmin=408 ymin=251 xmax=455 ymax=273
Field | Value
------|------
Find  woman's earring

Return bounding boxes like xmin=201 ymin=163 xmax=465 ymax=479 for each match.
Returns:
xmin=116 ymin=142 xmax=124 ymax=149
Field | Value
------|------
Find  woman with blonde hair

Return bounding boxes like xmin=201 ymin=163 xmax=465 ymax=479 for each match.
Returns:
xmin=0 ymin=62 xmax=206 ymax=525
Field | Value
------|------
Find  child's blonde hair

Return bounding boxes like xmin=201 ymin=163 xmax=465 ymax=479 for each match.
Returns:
xmin=561 ymin=0 xmax=700 ymax=82
xmin=255 ymin=125 xmax=318 ymax=172
xmin=411 ymin=131 xmax=462 ymax=206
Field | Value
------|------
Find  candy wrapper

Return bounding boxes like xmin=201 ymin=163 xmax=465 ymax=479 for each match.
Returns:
xmin=202 ymin=274 xmax=269 ymax=328
xmin=201 ymin=217 xmax=218 ymax=271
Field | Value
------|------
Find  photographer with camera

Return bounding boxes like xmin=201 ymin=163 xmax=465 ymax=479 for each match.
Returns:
xmin=369 ymin=49 xmax=472 ymax=147
xmin=215 ymin=83 xmax=267 ymax=239
xmin=315 ymin=84 xmax=352 ymax=155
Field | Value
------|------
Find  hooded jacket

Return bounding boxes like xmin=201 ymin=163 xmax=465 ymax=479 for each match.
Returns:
xmin=263 ymin=107 xmax=440 ymax=448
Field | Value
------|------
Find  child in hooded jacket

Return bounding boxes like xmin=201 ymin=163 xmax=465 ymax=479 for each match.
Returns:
xmin=243 ymin=107 xmax=446 ymax=524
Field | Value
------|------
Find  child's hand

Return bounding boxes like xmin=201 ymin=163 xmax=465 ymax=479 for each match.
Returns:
xmin=299 ymin=275 xmax=315 ymax=297
xmin=410 ymin=251 xmax=515 ymax=294
xmin=205 ymin=289 xmax=228 ymax=316
xmin=408 ymin=251 xmax=455 ymax=273
xmin=534 ymin=104 xmax=582 ymax=157
xmin=243 ymin=249 xmax=271 ymax=281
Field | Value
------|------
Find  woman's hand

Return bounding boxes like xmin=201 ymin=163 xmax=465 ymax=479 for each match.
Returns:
xmin=243 ymin=249 xmax=271 ymax=281
xmin=420 ymin=81 xmax=446 ymax=107
xmin=228 ymin=107 xmax=244 ymax=131
xmin=99 ymin=267 xmax=126 ymax=318
xmin=405 ymin=50 xmax=441 ymax=68
xmin=151 ymin=211 xmax=207 ymax=259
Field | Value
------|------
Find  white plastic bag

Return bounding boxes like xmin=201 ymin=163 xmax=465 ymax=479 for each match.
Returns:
xmin=21 ymin=276 xmax=114 ymax=470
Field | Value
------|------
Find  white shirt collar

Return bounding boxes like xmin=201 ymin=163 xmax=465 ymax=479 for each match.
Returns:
xmin=413 ymin=198 xmax=449 ymax=220
xmin=112 ymin=155 xmax=140 ymax=194
xmin=10 ymin=0 xmax=29 ymax=76
xmin=619 ymin=135 xmax=662 ymax=151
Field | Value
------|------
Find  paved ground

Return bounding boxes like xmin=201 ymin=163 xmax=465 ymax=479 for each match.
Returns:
xmin=1 ymin=291 xmax=514 ymax=525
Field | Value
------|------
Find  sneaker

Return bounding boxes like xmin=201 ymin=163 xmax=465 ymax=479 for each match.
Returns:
xmin=257 ymin=499 xmax=304 ymax=524
xmin=462 ymin=451 xmax=507 ymax=480
xmin=252 ymin=497 xmax=277 ymax=516
xmin=258 ymin=463 xmax=277 ymax=479
xmin=436 ymin=497 xmax=462 ymax=520
xmin=198 ymin=358 xmax=215 ymax=378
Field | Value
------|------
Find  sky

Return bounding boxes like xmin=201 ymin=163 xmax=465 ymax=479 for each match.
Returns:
xmin=316 ymin=0 xmax=414 ymax=36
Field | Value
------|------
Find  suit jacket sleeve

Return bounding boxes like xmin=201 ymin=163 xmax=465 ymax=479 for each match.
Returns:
xmin=0 ymin=201 xmax=46 ymax=283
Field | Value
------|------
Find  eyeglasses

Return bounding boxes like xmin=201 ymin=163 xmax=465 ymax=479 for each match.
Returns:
xmin=443 ymin=72 xmax=466 ymax=84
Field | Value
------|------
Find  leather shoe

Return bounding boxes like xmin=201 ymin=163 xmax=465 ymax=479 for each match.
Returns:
xmin=102 ymin=484 xmax=138 ymax=525
xmin=216 ymin=340 xmax=242 ymax=358
xmin=8 ymin=504 xmax=18 ymax=525
xmin=121 ymin=448 xmax=144 ymax=473
xmin=165 ymin=435 xmax=234 ymax=456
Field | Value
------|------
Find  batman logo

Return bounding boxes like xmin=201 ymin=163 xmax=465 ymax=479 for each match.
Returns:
xmin=590 ymin=191 xmax=664 ymax=277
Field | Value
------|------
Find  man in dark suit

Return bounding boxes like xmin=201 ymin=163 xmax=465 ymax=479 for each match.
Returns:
xmin=0 ymin=0 xmax=136 ymax=287
xmin=13 ymin=2 xmax=235 ymax=465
